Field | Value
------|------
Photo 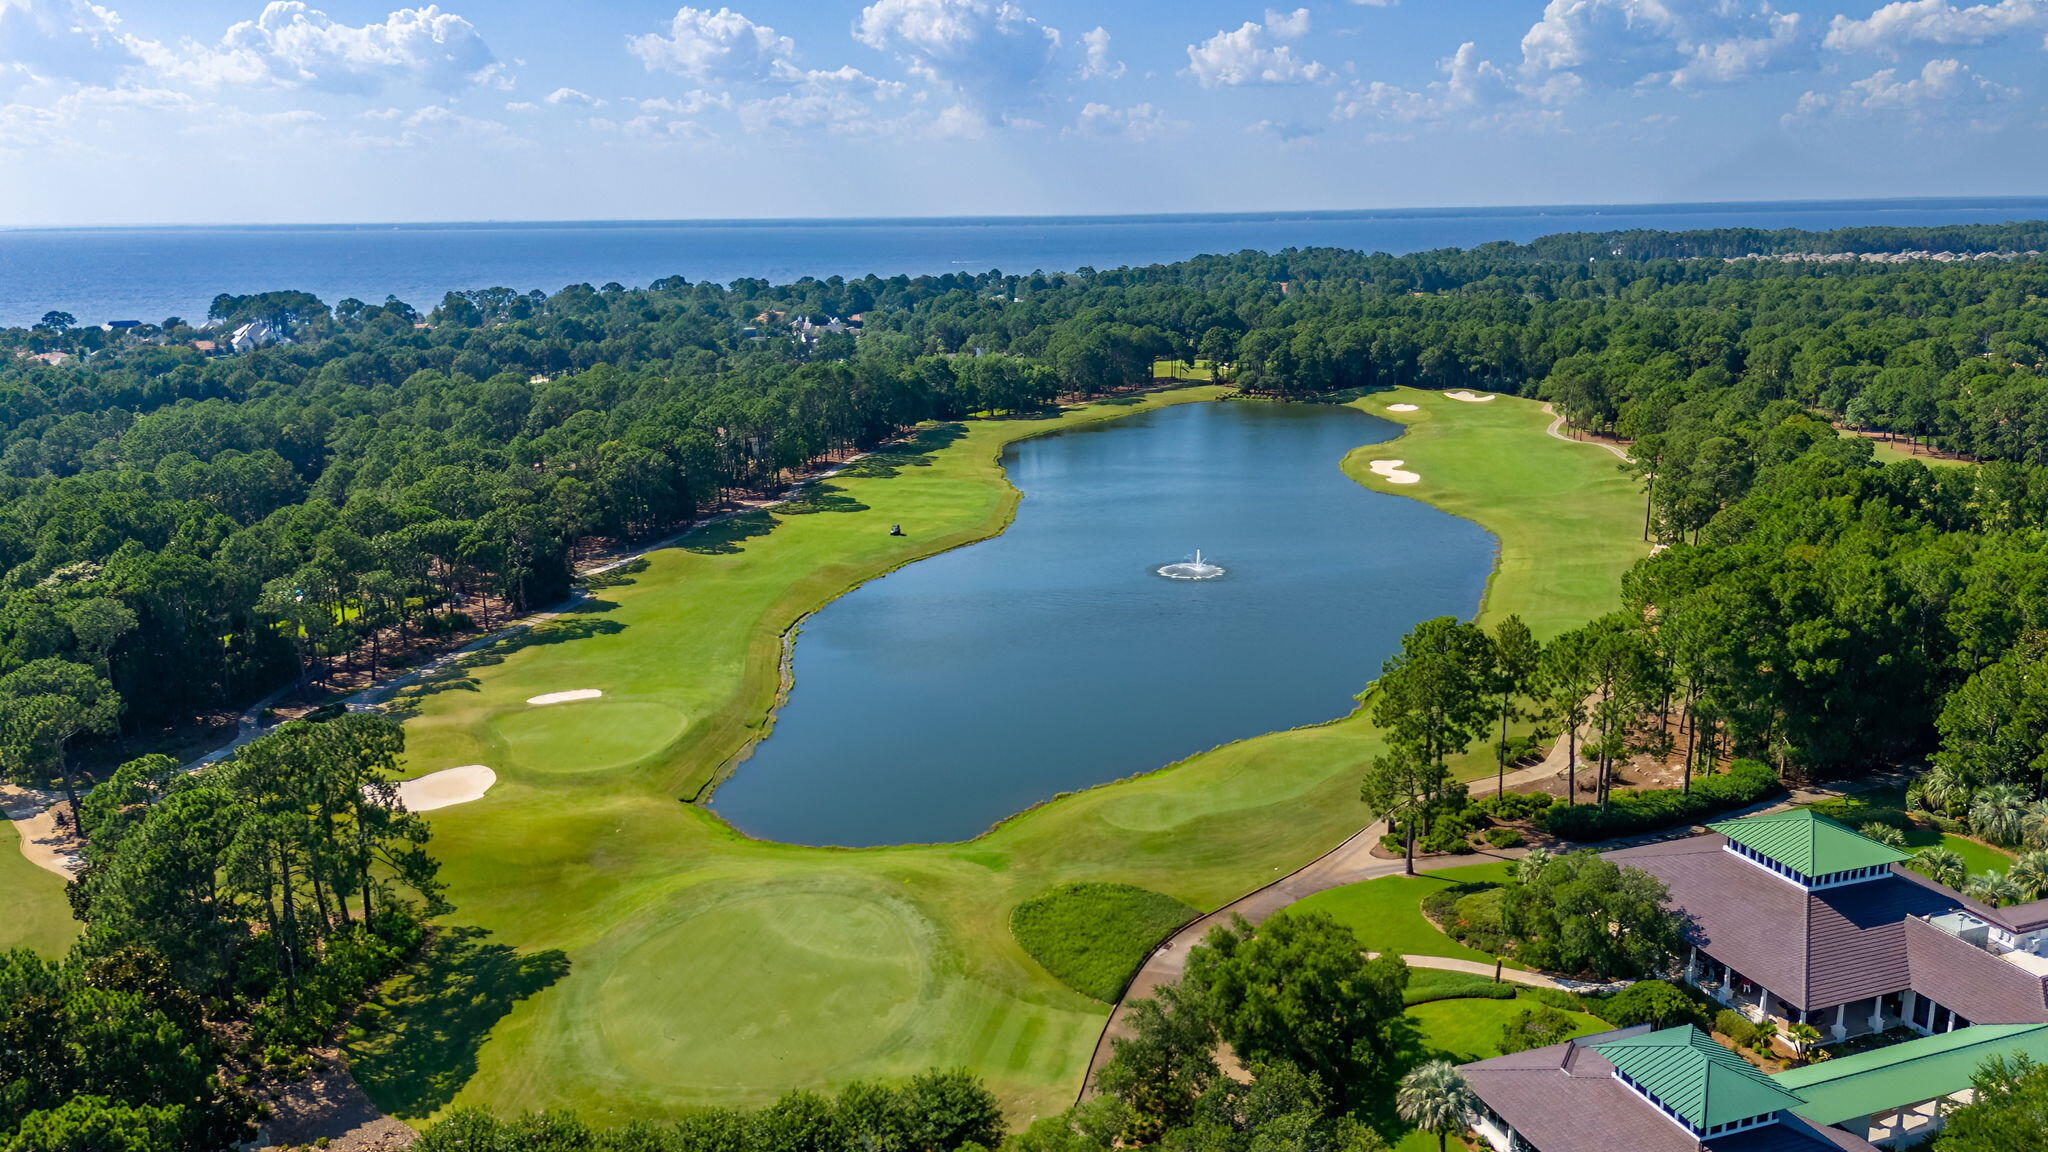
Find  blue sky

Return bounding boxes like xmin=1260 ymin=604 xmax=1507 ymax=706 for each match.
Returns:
xmin=2 ymin=0 xmax=2046 ymax=224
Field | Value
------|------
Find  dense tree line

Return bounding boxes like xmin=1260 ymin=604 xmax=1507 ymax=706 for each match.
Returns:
xmin=3 ymin=224 xmax=2048 ymax=752
xmin=0 ymin=714 xmax=440 ymax=1150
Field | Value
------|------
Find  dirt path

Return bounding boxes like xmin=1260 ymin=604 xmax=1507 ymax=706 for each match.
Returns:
xmin=1541 ymin=404 xmax=1631 ymax=462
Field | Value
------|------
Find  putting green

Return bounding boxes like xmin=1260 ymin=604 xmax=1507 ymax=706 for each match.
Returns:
xmin=595 ymin=886 xmax=933 ymax=1089
xmin=365 ymin=385 xmax=1645 ymax=1125
xmin=487 ymin=700 xmax=689 ymax=774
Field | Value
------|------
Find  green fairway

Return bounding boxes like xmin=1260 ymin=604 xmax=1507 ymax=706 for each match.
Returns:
xmin=359 ymin=384 xmax=1645 ymax=1126
xmin=0 ymin=835 xmax=77 ymax=956
xmin=1291 ymin=862 xmax=1516 ymax=965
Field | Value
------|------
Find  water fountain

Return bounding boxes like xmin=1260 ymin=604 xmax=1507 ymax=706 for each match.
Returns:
xmin=1157 ymin=549 xmax=1226 ymax=580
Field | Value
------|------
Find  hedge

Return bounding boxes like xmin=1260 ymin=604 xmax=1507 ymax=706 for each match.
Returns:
xmin=1539 ymin=760 xmax=1782 ymax=841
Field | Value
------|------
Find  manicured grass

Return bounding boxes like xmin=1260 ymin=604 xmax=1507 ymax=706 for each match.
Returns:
xmin=1801 ymin=788 xmax=2014 ymax=877
xmin=366 ymin=385 xmax=1644 ymax=1125
xmin=1009 ymin=883 xmax=1198 ymax=1002
xmin=1866 ymin=438 xmax=1971 ymax=468
xmin=1290 ymin=862 xmax=1517 ymax=965
xmin=1389 ymin=995 xmax=1610 ymax=1151
xmin=0 ymin=834 xmax=77 ymax=957
xmin=1405 ymin=995 xmax=1609 ymax=1065
xmin=1152 ymin=358 xmax=1219 ymax=381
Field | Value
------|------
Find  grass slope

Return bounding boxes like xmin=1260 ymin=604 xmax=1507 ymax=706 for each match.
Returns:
xmin=1290 ymin=862 xmax=1517 ymax=966
xmin=1010 ymin=883 xmax=1198 ymax=1002
xmin=356 ymin=385 xmax=1644 ymax=1126
xmin=0 ymin=834 xmax=77 ymax=956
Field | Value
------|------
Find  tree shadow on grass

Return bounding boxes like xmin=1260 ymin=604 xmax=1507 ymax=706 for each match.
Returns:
xmin=346 ymin=925 xmax=571 ymax=1119
xmin=381 ymin=615 xmax=625 ymax=718
xmin=837 ymin=423 xmax=967 ymax=481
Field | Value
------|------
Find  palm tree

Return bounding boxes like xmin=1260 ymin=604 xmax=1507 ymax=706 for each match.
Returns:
xmin=1972 ymin=783 xmax=2029 ymax=847
xmin=1911 ymin=765 xmax=1971 ymax=817
xmin=1396 ymin=1060 xmax=1478 ymax=1152
xmin=1858 ymin=822 xmax=1907 ymax=849
xmin=1966 ymin=870 xmax=2022 ymax=908
xmin=1913 ymin=846 xmax=1968 ymax=890
xmin=2011 ymin=851 xmax=2048 ymax=901
xmin=1786 ymin=1022 xmax=1824 ymax=1065
xmin=2021 ymin=799 xmax=2048 ymax=850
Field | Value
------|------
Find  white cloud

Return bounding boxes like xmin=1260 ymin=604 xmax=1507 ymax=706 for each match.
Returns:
xmin=1335 ymin=42 xmax=1524 ymax=123
xmin=1519 ymin=0 xmax=1812 ymax=89
xmin=1265 ymin=6 xmax=1311 ymax=39
xmin=1792 ymin=57 xmax=2017 ymax=118
xmin=736 ymin=64 xmax=904 ymax=133
xmin=1351 ymin=0 xmax=1398 ymax=6
xmin=1184 ymin=10 xmax=1329 ymax=87
xmin=1068 ymin=100 xmax=1185 ymax=139
xmin=147 ymin=3 xmax=501 ymax=95
xmin=546 ymin=86 xmax=602 ymax=106
xmin=1079 ymin=26 xmax=1123 ymax=79
xmin=1824 ymin=0 xmax=2048 ymax=56
xmin=1248 ymin=117 xmax=1323 ymax=139
xmin=628 ymin=6 xmax=798 ymax=85
xmin=855 ymin=0 xmax=1061 ymax=111
xmin=0 ymin=0 xmax=140 ymax=90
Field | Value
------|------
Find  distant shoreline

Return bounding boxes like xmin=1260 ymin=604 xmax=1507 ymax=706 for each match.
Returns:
xmin=10 ymin=193 xmax=2048 ymax=234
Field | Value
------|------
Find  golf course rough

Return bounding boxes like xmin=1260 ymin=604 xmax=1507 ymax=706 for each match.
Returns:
xmin=1009 ymin=882 xmax=1200 ymax=1002
xmin=359 ymin=385 xmax=1646 ymax=1125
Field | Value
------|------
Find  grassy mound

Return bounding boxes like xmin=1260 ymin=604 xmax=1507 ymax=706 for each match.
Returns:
xmin=1010 ymin=883 xmax=1197 ymax=1002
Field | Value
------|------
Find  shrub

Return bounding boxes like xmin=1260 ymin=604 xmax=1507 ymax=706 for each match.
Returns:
xmin=1484 ymin=827 xmax=1526 ymax=849
xmin=1716 ymin=1008 xmax=1759 ymax=1048
xmin=1494 ymin=734 xmax=1544 ymax=765
xmin=1009 ymin=883 xmax=1197 ymax=1002
xmin=1499 ymin=1005 xmax=1580 ymax=1054
xmin=1603 ymin=980 xmax=1711 ymax=1031
xmin=1478 ymin=791 xmax=1557 ymax=822
xmin=1541 ymin=760 xmax=1781 ymax=841
xmin=1402 ymin=975 xmax=1515 ymax=1006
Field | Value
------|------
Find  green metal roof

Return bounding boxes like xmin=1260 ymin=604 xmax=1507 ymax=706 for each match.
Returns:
xmin=1772 ymin=1024 xmax=2048 ymax=1125
xmin=1708 ymin=809 xmax=1910 ymax=877
xmin=1594 ymin=1026 xmax=1807 ymax=1130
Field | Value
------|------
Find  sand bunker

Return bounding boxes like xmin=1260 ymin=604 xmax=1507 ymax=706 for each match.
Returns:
xmin=527 ymin=688 xmax=604 ymax=706
xmin=1386 ymin=403 xmax=1420 ymax=412
xmin=1445 ymin=390 xmax=1496 ymax=403
xmin=1368 ymin=459 xmax=1421 ymax=485
xmin=392 ymin=765 xmax=497 ymax=812
xmin=2 ymin=786 xmax=80 ymax=879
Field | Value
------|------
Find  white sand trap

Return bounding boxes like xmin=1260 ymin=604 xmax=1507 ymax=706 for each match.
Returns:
xmin=1444 ymin=390 xmax=1497 ymax=403
xmin=1386 ymin=403 xmax=1420 ymax=412
xmin=1369 ymin=459 xmax=1421 ymax=485
xmin=393 ymin=765 xmax=497 ymax=812
xmin=527 ymin=688 xmax=603 ymax=706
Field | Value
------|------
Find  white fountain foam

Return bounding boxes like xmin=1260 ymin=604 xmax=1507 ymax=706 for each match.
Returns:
xmin=1158 ymin=549 xmax=1226 ymax=580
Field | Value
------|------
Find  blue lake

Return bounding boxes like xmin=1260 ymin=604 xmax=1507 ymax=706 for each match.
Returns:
xmin=709 ymin=400 xmax=1495 ymax=846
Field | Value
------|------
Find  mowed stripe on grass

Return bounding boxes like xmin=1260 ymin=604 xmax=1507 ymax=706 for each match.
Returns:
xmin=360 ymin=385 xmax=1645 ymax=1125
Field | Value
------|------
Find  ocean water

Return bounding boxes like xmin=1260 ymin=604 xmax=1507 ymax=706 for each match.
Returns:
xmin=3 ymin=196 xmax=2047 ymax=329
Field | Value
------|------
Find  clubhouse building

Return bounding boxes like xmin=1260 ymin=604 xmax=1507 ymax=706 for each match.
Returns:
xmin=1459 ymin=810 xmax=2048 ymax=1149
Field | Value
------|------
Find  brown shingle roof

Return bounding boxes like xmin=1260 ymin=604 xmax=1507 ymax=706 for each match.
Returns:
xmin=1901 ymin=917 xmax=2048 ymax=1024
xmin=1607 ymin=836 xmax=1953 ymax=1011
xmin=1460 ymin=1029 xmax=1879 ymax=1152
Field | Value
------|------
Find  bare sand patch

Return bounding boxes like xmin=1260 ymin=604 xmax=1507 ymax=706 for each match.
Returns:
xmin=392 ymin=765 xmax=497 ymax=812
xmin=1368 ymin=459 xmax=1421 ymax=485
xmin=1386 ymin=403 xmax=1420 ymax=412
xmin=527 ymin=688 xmax=604 ymax=706
xmin=1444 ymin=390 xmax=1496 ymax=403
xmin=2 ymin=785 xmax=80 ymax=879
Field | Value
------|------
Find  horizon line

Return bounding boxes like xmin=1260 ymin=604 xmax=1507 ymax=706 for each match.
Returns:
xmin=9 ymin=193 xmax=2048 ymax=234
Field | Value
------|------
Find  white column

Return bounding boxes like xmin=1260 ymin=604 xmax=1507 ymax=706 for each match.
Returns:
xmin=1832 ymin=1003 xmax=1847 ymax=1041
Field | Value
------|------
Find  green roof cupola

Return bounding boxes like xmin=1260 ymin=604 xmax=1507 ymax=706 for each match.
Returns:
xmin=1595 ymin=1026 xmax=1807 ymax=1137
xmin=1708 ymin=810 xmax=1909 ymax=889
